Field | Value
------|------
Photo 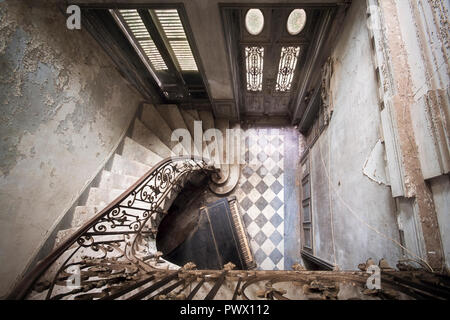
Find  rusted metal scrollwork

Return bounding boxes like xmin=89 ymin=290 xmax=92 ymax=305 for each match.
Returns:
xmin=8 ymin=155 xmax=450 ymax=300
xmin=9 ymin=157 xmax=216 ymax=300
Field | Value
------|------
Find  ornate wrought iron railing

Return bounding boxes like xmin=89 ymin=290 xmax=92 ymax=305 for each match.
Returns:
xmin=8 ymin=155 xmax=450 ymax=300
xmin=9 ymin=156 xmax=216 ymax=300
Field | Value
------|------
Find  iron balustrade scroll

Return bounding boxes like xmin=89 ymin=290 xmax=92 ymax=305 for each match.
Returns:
xmin=9 ymin=156 xmax=216 ymax=300
xmin=9 ymin=155 xmax=450 ymax=300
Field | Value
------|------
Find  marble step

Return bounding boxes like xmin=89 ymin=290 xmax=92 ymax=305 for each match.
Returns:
xmin=184 ymin=109 xmax=200 ymax=120
xmin=110 ymin=154 xmax=151 ymax=177
xmin=198 ymin=110 xmax=215 ymax=131
xmin=210 ymin=122 xmax=242 ymax=194
xmin=140 ymin=103 xmax=174 ymax=149
xmin=85 ymin=187 xmax=125 ymax=207
xmin=179 ymin=109 xmax=202 ymax=157
xmin=198 ymin=110 xmax=217 ymax=164
xmin=155 ymin=104 xmax=193 ymax=157
xmin=209 ymin=163 xmax=240 ymax=195
xmin=98 ymin=170 xmax=139 ymax=191
xmin=71 ymin=206 xmax=102 ymax=228
xmin=53 ymin=227 xmax=80 ymax=250
xmin=156 ymin=104 xmax=188 ymax=132
xmin=200 ymin=110 xmax=220 ymax=167
xmin=229 ymin=122 xmax=245 ymax=165
xmin=132 ymin=119 xmax=173 ymax=159
xmin=211 ymin=118 xmax=230 ymax=184
xmin=121 ymin=137 xmax=163 ymax=167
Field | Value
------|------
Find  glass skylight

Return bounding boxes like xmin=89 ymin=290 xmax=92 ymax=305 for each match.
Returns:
xmin=276 ymin=47 xmax=300 ymax=92
xmin=245 ymin=47 xmax=264 ymax=92
xmin=245 ymin=9 xmax=264 ymax=36
xmin=118 ymin=9 xmax=168 ymax=71
xmin=153 ymin=9 xmax=198 ymax=71
xmin=287 ymin=9 xmax=307 ymax=35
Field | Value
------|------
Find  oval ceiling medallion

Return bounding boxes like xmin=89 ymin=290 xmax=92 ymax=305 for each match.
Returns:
xmin=287 ymin=9 xmax=307 ymax=35
xmin=245 ymin=9 xmax=264 ymax=36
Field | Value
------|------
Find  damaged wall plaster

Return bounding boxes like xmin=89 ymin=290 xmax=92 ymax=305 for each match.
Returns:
xmin=363 ymin=139 xmax=389 ymax=186
xmin=379 ymin=0 xmax=445 ymax=269
xmin=0 ymin=0 xmax=143 ymax=297
xmin=309 ymin=0 xmax=401 ymax=270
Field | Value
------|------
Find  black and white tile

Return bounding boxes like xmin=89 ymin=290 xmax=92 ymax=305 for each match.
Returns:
xmin=235 ymin=128 xmax=285 ymax=270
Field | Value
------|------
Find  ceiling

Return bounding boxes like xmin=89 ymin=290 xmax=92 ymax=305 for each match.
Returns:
xmin=222 ymin=5 xmax=325 ymax=119
xmin=74 ymin=0 xmax=350 ymax=123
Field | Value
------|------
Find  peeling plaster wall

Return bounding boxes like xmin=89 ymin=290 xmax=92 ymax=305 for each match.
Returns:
xmin=395 ymin=0 xmax=450 ymax=180
xmin=430 ymin=176 xmax=450 ymax=269
xmin=0 ymin=0 xmax=142 ymax=296
xmin=309 ymin=0 xmax=402 ymax=270
xmin=393 ymin=0 xmax=449 ymax=269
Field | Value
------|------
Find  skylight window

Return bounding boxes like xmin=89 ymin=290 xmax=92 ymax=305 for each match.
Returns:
xmin=276 ymin=47 xmax=300 ymax=92
xmin=153 ymin=9 xmax=198 ymax=72
xmin=245 ymin=47 xmax=264 ymax=92
xmin=245 ymin=9 xmax=264 ymax=36
xmin=287 ymin=9 xmax=307 ymax=35
xmin=118 ymin=9 xmax=168 ymax=71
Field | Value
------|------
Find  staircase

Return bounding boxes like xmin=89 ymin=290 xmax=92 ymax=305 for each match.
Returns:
xmin=11 ymin=103 xmax=244 ymax=300
xmin=9 ymin=103 xmax=450 ymax=301
xmin=55 ymin=104 xmax=239 ymax=249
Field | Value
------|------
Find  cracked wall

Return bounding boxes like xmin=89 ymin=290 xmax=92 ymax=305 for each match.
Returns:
xmin=0 ymin=0 xmax=142 ymax=296
xmin=307 ymin=0 xmax=402 ymax=270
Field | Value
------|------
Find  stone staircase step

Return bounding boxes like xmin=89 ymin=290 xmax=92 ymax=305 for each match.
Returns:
xmin=197 ymin=110 xmax=215 ymax=161
xmin=200 ymin=110 xmax=221 ymax=167
xmin=198 ymin=110 xmax=215 ymax=131
xmin=98 ymin=170 xmax=139 ymax=191
xmin=110 ymin=154 xmax=151 ymax=178
xmin=230 ymin=122 xmax=245 ymax=165
xmin=156 ymin=104 xmax=188 ymax=131
xmin=156 ymin=105 xmax=193 ymax=157
xmin=211 ymin=118 xmax=230 ymax=184
xmin=184 ymin=109 xmax=200 ymax=120
xmin=179 ymin=108 xmax=197 ymax=139
xmin=121 ymin=137 xmax=163 ymax=167
xmin=180 ymin=109 xmax=202 ymax=157
xmin=53 ymin=227 xmax=79 ymax=250
xmin=140 ymin=103 xmax=174 ymax=149
xmin=85 ymin=187 xmax=125 ymax=207
xmin=210 ymin=123 xmax=241 ymax=194
xmin=209 ymin=163 xmax=240 ymax=195
xmin=71 ymin=206 xmax=102 ymax=228
xmin=132 ymin=119 xmax=173 ymax=159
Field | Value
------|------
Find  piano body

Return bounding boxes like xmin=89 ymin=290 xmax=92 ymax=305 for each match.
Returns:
xmin=163 ymin=197 xmax=256 ymax=270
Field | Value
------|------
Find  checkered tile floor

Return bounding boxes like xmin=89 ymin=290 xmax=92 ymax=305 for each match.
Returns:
xmin=235 ymin=128 xmax=285 ymax=270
